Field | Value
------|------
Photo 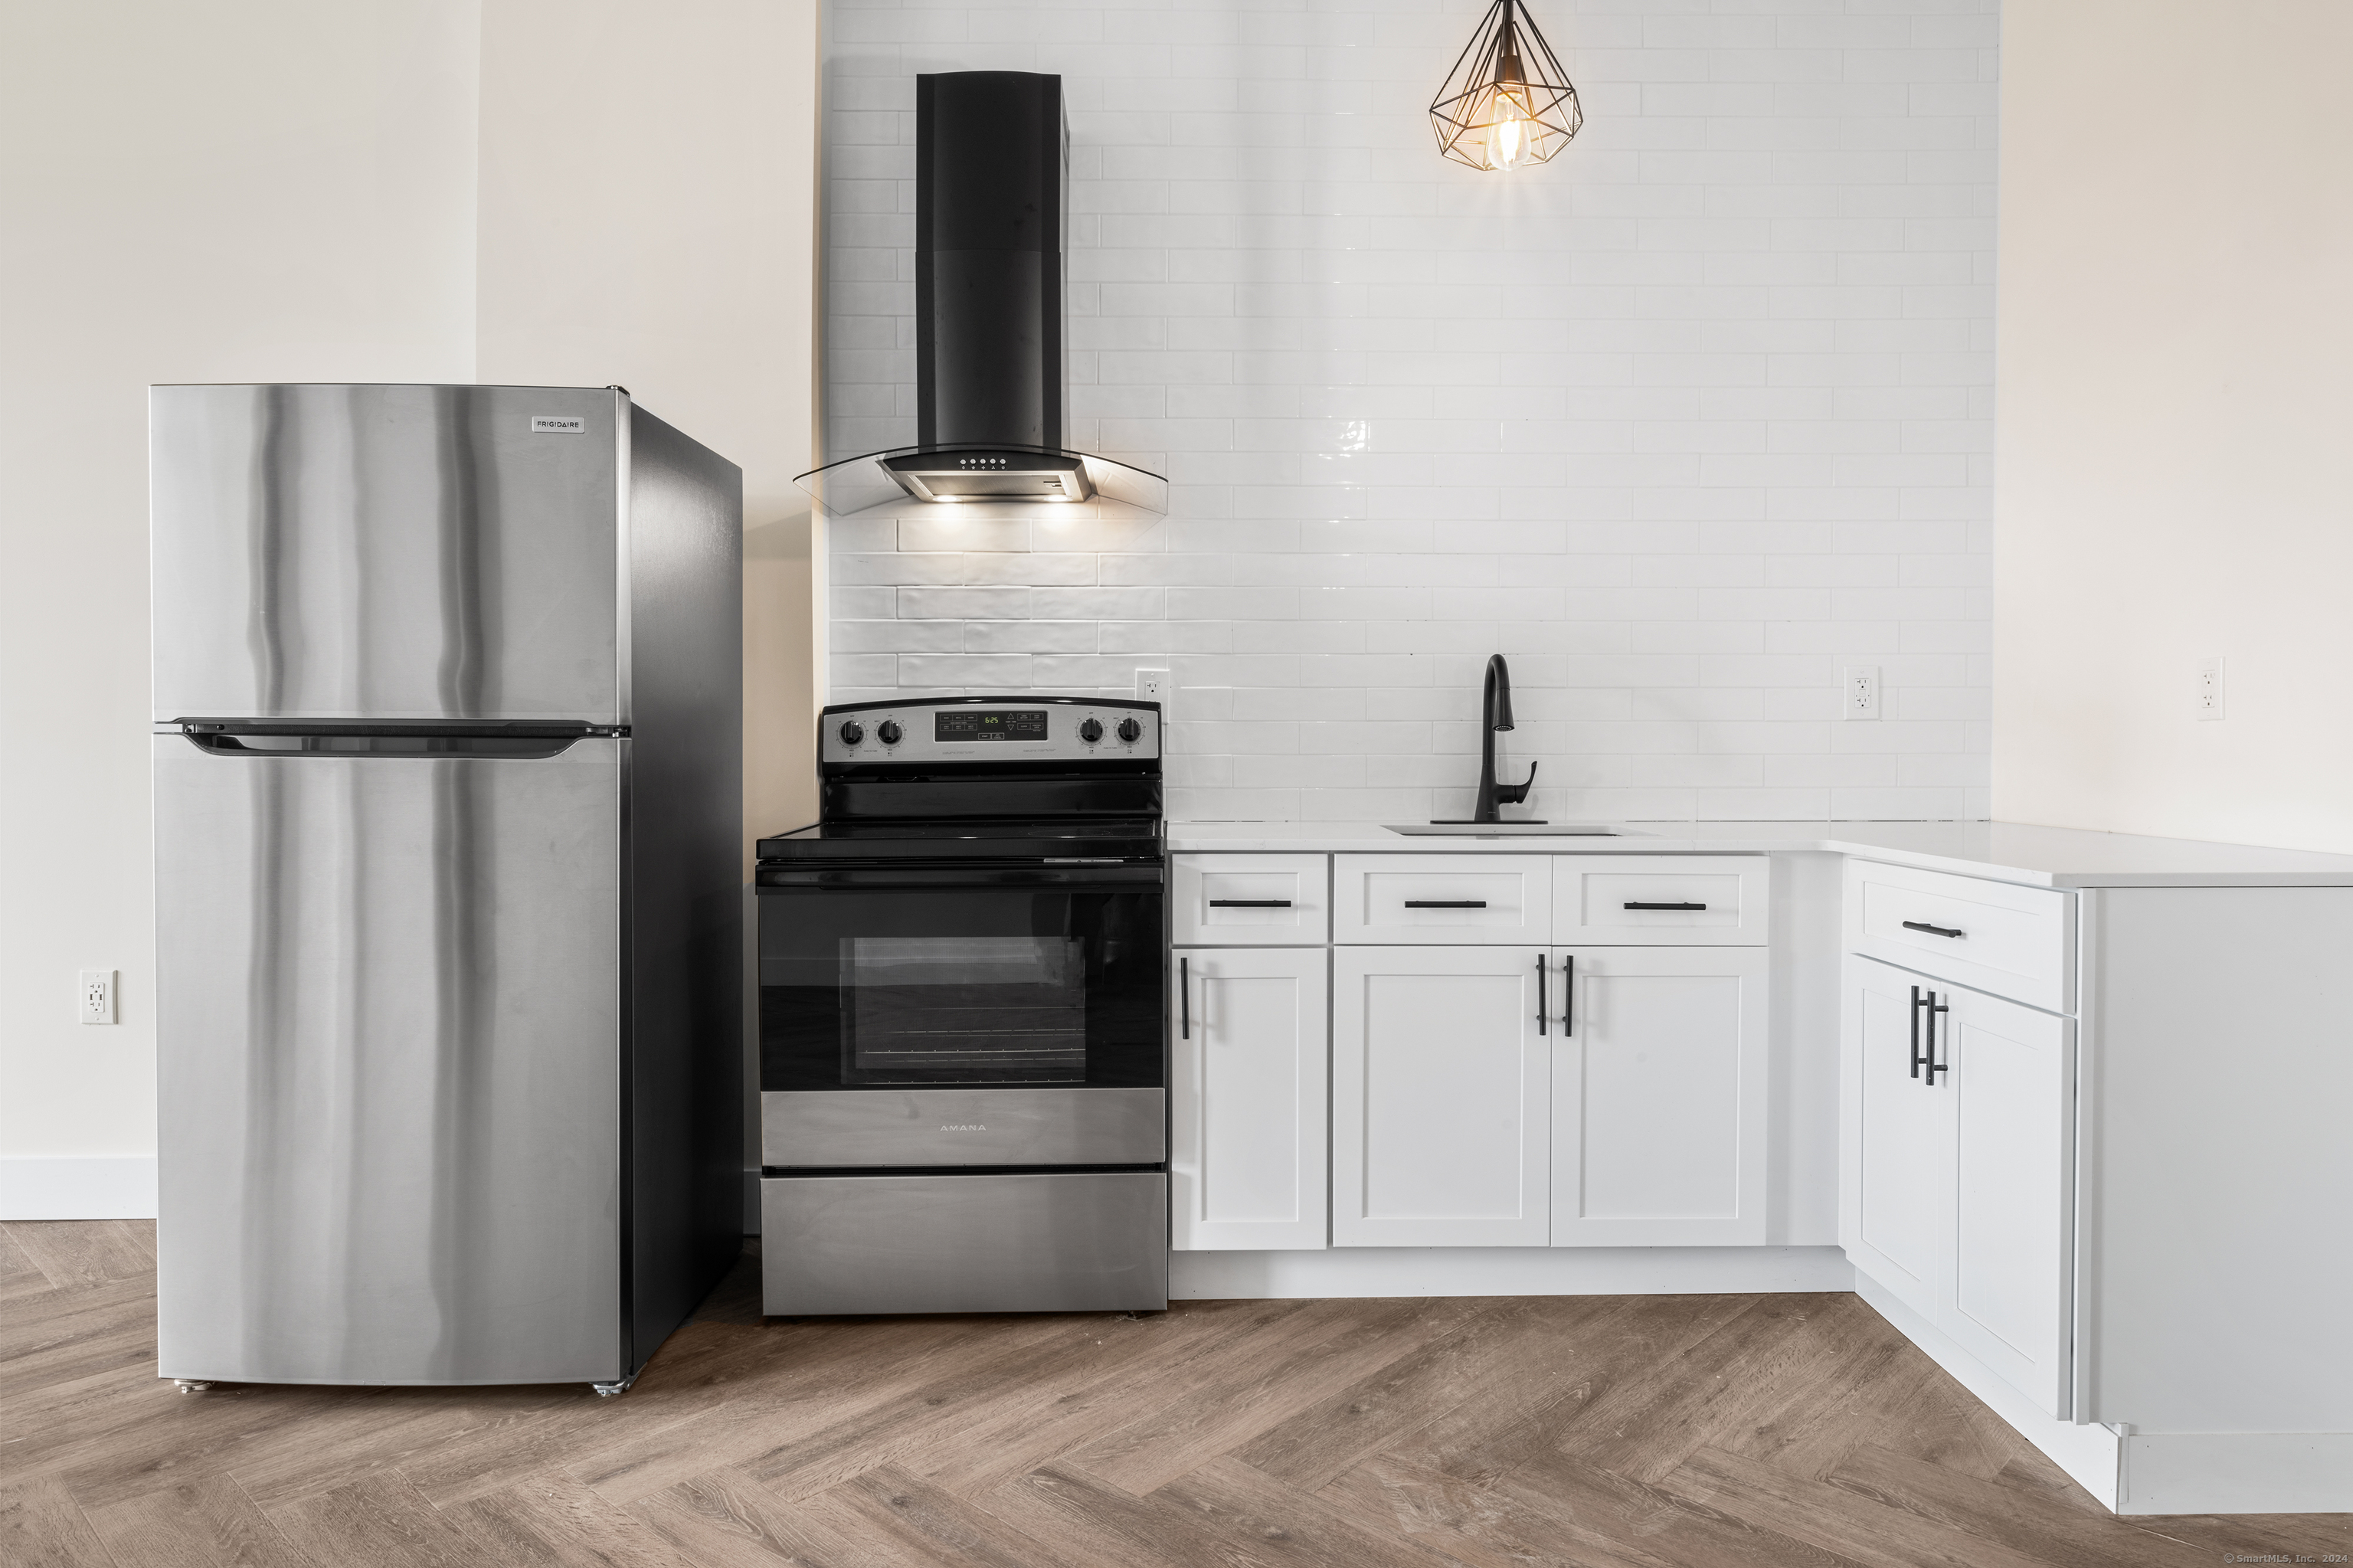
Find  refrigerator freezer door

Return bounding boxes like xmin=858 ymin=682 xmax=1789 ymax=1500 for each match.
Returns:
xmin=154 ymin=735 xmax=625 ymax=1385
xmin=150 ymin=384 xmax=623 ymax=723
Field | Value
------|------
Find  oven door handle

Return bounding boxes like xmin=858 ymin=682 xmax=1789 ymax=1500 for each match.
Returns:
xmin=759 ymin=865 xmax=1164 ymax=889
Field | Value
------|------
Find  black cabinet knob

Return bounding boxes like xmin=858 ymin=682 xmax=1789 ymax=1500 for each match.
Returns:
xmin=1078 ymin=718 xmax=1104 ymax=742
xmin=876 ymin=720 xmax=902 ymax=745
xmin=838 ymin=721 xmax=864 ymax=745
xmin=1118 ymin=717 xmax=1143 ymax=742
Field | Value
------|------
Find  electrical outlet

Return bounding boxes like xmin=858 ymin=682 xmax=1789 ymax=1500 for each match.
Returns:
xmin=1135 ymin=668 xmax=1171 ymax=717
xmin=79 ymin=969 xmax=116 ymax=1026
xmin=2197 ymin=655 xmax=2224 ymax=720
xmin=1841 ymin=664 xmax=1880 ymax=721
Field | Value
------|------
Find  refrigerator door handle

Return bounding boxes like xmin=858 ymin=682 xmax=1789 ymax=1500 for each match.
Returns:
xmin=178 ymin=732 xmax=583 ymax=760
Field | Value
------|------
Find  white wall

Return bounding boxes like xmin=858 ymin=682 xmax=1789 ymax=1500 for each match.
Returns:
xmin=476 ymin=0 xmax=824 ymax=853
xmin=0 ymin=0 xmax=483 ymax=1213
xmin=821 ymin=0 xmax=1999 ymax=825
xmin=1992 ymin=2 xmax=2353 ymax=853
xmin=0 ymin=0 xmax=820 ymax=1215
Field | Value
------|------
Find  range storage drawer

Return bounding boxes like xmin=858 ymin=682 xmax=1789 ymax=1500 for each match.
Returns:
xmin=1332 ymin=854 xmax=1551 ymax=945
xmin=1552 ymin=855 xmax=1769 ymax=946
xmin=1846 ymin=859 xmax=2073 ymax=1013
xmin=1172 ymin=853 xmax=1329 ymax=945
xmin=760 ymin=1171 xmax=1169 ymax=1315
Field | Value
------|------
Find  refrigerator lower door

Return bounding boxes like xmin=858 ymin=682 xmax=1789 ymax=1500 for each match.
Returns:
xmin=154 ymin=735 xmax=624 ymax=1385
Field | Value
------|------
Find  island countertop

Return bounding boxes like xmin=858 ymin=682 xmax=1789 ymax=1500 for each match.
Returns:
xmin=1163 ymin=819 xmax=2353 ymax=889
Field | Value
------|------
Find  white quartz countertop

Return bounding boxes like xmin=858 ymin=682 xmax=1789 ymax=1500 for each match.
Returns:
xmin=1164 ymin=819 xmax=2353 ymax=889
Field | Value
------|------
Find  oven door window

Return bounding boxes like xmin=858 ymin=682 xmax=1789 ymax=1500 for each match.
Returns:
xmin=844 ymin=936 xmax=1085 ymax=1084
xmin=758 ymin=882 xmax=1163 ymax=1092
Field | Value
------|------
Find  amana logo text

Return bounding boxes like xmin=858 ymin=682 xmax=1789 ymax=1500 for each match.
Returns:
xmin=938 ymin=1124 xmax=987 ymax=1132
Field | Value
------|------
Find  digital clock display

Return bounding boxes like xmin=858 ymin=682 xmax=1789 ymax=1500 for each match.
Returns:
xmin=934 ymin=709 xmax=1048 ymax=742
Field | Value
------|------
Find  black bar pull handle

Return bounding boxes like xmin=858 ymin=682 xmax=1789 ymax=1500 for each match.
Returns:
xmin=1405 ymin=899 xmax=1487 ymax=908
xmin=1625 ymin=901 xmax=1706 ymax=911
xmin=1910 ymin=985 xmax=1926 ymax=1079
xmin=1180 ymin=956 xmax=1190 ymax=1040
xmin=1536 ymin=952 xmax=1546 ymax=1037
xmin=1903 ymin=919 xmax=1965 ymax=938
xmin=1926 ymin=991 xmax=1950 ymax=1085
xmin=1562 ymin=952 xmax=1574 ymax=1037
xmin=1209 ymin=899 xmax=1292 ymax=908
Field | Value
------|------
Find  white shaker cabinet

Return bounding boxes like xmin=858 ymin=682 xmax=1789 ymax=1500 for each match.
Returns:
xmin=1942 ymin=977 xmax=2073 ymax=1416
xmin=1551 ymin=855 xmax=1771 ymax=947
xmin=1333 ymin=946 xmax=1550 ymax=1246
xmin=1170 ymin=947 xmax=1329 ymax=1251
xmin=1841 ymin=954 xmax=2074 ymax=1418
xmin=1332 ymin=855 xmax=1551 ymax=945
xmin=1841 ymin=957 xmax=1954 ymax=1320
xmin=1550 ymin=947 xmax=1768 ymax=1246
xmin=1171 ymin=853 xmax=1330 ymax=946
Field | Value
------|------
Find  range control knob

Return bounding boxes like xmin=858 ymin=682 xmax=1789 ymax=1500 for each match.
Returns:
xmin=876 ymin=719 xmax=903 ymax=745
xmin=1117 ymin=717 xmax=1144 ymax=743
xmin=838 ymin=721 xmax=865 ymax=746
xmin=1078 ymin=717 xmax=1104 ymax=743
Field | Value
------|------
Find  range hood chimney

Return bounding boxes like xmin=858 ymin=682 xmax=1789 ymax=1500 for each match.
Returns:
xmin=882 ymin=70 xmax=1091 ymax=503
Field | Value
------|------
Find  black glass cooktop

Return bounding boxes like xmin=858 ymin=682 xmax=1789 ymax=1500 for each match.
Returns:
xmin=755 ymin=817 xmax=1162 ymax=864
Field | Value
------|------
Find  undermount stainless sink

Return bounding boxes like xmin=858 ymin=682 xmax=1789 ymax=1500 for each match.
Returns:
xmin=1383 ymin=823 xmax=1629 ymax=837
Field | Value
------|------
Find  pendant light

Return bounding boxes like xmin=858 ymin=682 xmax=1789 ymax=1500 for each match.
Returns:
xmin=1428 ymin=0 xmax=1582 ymax=172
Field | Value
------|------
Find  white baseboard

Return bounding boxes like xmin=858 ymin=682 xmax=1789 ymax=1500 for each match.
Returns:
xmin=1854 ymin=1271 xmax=2121 ymax=1511
xmin=0 ymin=1156 xmax=159 ymax=1220
xmin=1856 ymin=1272 xmax=2353 ymax=1515
xmin=1172 ymin=1245 xmax=1854 ymax=1300
xmin=2122 ymin=1432 xmax=2353 ymax=1516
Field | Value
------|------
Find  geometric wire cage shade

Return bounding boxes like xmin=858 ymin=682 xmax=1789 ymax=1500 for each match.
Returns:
xmin=1428 ymin=0 xmax=1582 ymax=172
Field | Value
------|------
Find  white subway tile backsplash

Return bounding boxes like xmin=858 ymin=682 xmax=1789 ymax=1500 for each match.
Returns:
xmin=820 ymin=0 xmax=1994 ymax=823
xmin=961 ymin=620 xmax=1100 ymax=654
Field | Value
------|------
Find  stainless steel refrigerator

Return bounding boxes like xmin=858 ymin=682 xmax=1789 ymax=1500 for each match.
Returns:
xmin=149 ymin=384 xmax=741 ymax=1393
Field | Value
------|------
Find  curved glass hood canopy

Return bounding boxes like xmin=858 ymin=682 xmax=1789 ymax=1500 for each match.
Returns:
xmin=794 ymin=444 xmax=1169 ymax=517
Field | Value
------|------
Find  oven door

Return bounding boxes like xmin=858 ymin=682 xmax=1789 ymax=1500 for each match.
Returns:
xmin=758 ymin=863 xmax=1165 ymax=1168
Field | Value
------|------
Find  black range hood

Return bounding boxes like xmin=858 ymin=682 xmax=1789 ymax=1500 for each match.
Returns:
xmin=918 ymin=72 xmax=1067 ymax=463
xmin=797 ymin=71 xmax=1166 ymax=514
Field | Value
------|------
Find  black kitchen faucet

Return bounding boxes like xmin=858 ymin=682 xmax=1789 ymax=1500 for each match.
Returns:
xmin=1471 ymin=653 xmax=1537 ymax=823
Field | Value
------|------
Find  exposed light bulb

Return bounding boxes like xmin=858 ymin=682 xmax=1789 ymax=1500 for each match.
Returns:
xmin=1487 ymin=85 xmax=1532 ymax=171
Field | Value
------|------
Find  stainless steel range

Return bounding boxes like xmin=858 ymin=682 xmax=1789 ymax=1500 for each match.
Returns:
xmin=754 ymin=696 xmax=1167 ymax=1315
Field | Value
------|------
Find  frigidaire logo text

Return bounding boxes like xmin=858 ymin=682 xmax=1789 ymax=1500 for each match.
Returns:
xmin=939 ymin=1124 xmax=987 ymax=1131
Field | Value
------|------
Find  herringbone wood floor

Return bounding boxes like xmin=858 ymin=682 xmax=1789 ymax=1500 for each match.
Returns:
xmin=2 ymin=1221 xmax=2345 ymax=1566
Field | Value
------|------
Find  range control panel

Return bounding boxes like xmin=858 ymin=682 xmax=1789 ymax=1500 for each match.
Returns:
xmin=821 ymin=698 xmax=1161 ymax=765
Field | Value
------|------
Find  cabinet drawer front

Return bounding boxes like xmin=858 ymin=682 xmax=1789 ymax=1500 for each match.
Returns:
xmin=1553 ymin=855 xmax=1769 ymax=946
xmin=1334 ymin=855 xmax=1551 ymax=945
xmin=1847 ymin=860 xmax=2073 ymax=1013
xmin=1173 ymin=854 xmax=1330 ymax=945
